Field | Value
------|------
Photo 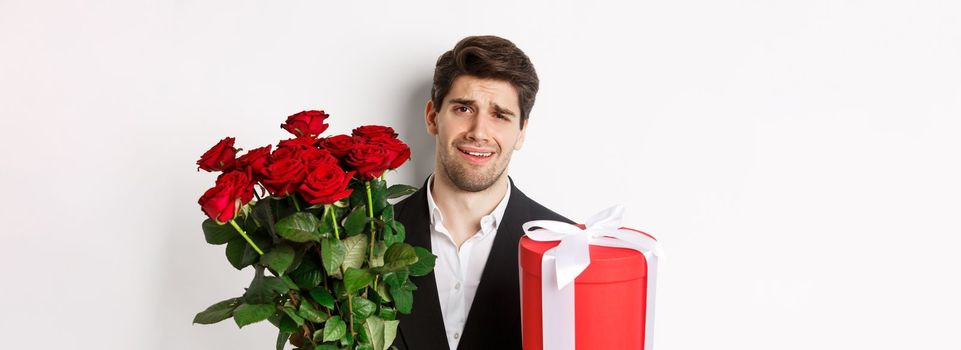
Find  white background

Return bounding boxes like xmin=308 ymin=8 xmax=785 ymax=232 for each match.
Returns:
xmin=1 ymin=0 xmax=959 ymax=349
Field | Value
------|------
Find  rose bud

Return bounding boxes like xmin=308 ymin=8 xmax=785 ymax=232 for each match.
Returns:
xmin=370 ymin=137 xmax=411 ymax=170
xmin=234 ymin=145 xmax=272 ymax=178
xmin=198 ymin=170 xmax=254 ymax=223
xmin=196 ymin=137 xmax=238 ymax=172
xmin=318 ymin=134 xmax=357 ymax=159
xmin=344 ymin=142 xmax=392 ymax=181
xmin=351 ymin=125 xmax=397 ymax=141
xmin=300 ymin=148 xmax=340 ymax=171
xmin=298 ymin=163 xmax=355 ymax=205
xmin=277 ymin=136 xmax=319 ymax=150
xmin=260 ymin=157 xmax=308 ymax=197
xmin=281 ymin=110 xmax=330 ymax=138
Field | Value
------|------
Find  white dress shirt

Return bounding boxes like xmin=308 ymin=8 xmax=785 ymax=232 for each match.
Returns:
xmin=426 ymin=174 xmax=511 ymax=350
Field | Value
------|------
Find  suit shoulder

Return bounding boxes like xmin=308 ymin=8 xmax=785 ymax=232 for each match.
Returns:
xmin=525 ymin=196 xmax=575 ymax=225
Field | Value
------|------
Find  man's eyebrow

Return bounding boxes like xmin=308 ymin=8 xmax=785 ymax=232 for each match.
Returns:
xmin=491 ymin=103 xmax=517 ymax=117
xmin=448 ymin=98 xmax=476 ymax=106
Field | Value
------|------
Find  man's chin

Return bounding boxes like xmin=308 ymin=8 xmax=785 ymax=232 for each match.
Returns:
xmin=450 ymin=170 xmax=504 ymax=193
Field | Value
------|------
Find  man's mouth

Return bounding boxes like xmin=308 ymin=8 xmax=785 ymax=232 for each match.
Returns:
xmin=457 ymin=147 xmax=494 ymax=158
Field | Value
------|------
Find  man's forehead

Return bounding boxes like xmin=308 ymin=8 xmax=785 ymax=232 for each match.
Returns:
xmin=444 ymin=76 xmax=520 ymax=112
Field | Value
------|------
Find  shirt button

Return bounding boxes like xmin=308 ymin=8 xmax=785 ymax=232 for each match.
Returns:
xmin=454 ymin=282 xmax=461 ymax=290
xmin=454 ymin=332 xmax=460 ymax=340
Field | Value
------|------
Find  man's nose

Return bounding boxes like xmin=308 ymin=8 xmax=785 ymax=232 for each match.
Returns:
xmin=464 ymin=111 xmax=492 ymax=143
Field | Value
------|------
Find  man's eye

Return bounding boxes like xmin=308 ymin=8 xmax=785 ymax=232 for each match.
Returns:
xmin=496 ymin=114 xmax=509 ymax=120
xmin=455 ymin=106 xmax=470 ymax=113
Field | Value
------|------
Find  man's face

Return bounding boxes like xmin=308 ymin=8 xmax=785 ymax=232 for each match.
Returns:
xmin=426 ymin=75 xmax=527 ymax=192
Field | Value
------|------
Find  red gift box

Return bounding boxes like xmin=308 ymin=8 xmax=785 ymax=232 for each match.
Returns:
xmin=519 ymin=209 xmax=660 ymax=350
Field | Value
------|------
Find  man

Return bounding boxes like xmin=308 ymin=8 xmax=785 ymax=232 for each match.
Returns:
xmin=391 ymin=36 xmax=572 ymax=350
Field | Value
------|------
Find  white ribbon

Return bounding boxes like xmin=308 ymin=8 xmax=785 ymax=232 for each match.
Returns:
xmin=523 ymin=205 xmax=664 ymax=350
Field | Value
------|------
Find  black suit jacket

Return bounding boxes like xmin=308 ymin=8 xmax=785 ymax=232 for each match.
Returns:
xmin=391 ymin=176 xmax=573 ymax=350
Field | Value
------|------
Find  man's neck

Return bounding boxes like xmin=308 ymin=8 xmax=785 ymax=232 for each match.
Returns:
xmin=430 ymin=170 xmax=509 ymax=246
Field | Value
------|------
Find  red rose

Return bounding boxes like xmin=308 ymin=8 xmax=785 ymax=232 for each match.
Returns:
xmin=196 ymin=137 xmax=238 ymax=172
xmin=281 ymin=110 xmax=330 ymax=138
xmin=370 ymin=137 xmax=411 ymax=170
xmin=198 ymin=170 xmax=254 ymax=223
xmin=277 ymin=136 xmax=319 ymax=150
xmin=235 ymin=145 xmax=272 ymax=177
xmin=344 ymin=143 xmax=392 ymax=180
xmin=260 ymin=153 xmax=309 ymax=197
xmin=298 ymin=163 xmax=355 ymax=205
xmin=352 ymin=125 xmax=397 ymax=141
xmin=300 ymin=148 xmax=340 ymax=170
xmin=318 ymin=134 xmax=357 ymax=158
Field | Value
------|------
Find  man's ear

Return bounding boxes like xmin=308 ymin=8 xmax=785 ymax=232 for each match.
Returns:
xmin=515 ymin=118 xmax=527 ymax=150
xmin=425 ymin=100 xmax=438 ymax=135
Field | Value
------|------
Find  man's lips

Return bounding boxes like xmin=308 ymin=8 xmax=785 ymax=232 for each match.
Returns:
xmin=456 ymin=146 xmax=495 ymax=159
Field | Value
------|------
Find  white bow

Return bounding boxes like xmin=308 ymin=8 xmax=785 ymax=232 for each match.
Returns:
xmin=523 ymin=205 xmax=665 ymax=289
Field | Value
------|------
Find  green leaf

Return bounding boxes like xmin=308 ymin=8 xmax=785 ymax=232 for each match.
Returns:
xmin=344 ymin=205 xmax=368 ymax=236
xmin=379 ymin=205 xmax=394 ymax=224
xmin=192 ymin=297 xmax=243 ymax=324
xmin=241 ymin=230 xmax=271 ymax=264
xmin=276 ymin=331 xmax=290 ymax=350
xmin=370 ymin=241 xmax=387 ymax=268
xmin=408 ymin=246 xmax=436 ymax=277
xmin=276 ymin=212 xmax=321 ymax=242
xmin=282 ymin=306 xmax=305 ymax=326
xmin=309 ymin=288 xmax=336 ymax=310
xmin=341 ymin=233 xmax=369 ymax=270
xmin=351 ymin=296 xmax=376 ymax=322
xmin=332 ymin=280 xmax=347 ymax=301
xmin=244 ymin=270 xmax=289 ymax=304
xmin=343 ymin=267 xmax=374 ymax=294
xmin=252 ymin=198 xmax=277 ymax=236
xmin=363 ymin=316 xmax=386 ymax=350
xmin=386 ymin=184 xmax=418 ymax=199
xmin=280 ymin=275 xmax=299 ymax=290
xmin=377 ymin=307 xmax=397 ymax=321
xmin=290 ymin=258 xmax=324 ymax=289
xmin=384 ymin=221 xmax=406 ymax=247
xmin=383 ymin=319 xmax=399 ymax=350
xmin=369 ymin=179 xmax=388 ymax=215
xmin=315 ymin=345 xmax=340 ymax=350
xmin=233 ymin=303 xmax=275 ymax=328
xmin=382 ymin=269 xmax=409 ymax=288
xmin=340 ymin=329 xmax=355 ymax=347
xmin=202 ymin=219 xmax=237 ymax=245
xmin=261 ymin=244 xmax=295 ymax=275
xmin=278 ymin=313 xmax=299 ymax=333
xmin=321 ymin=237 xmax=347 ymax=276
xmin=390 ymin=284 xmax=413 ymax=314
xmin=373 ymin=281 xmax=392 ymax=303
xmin=322 ymin=315 xmax=347 ymax=342
xmin=297 ymin=301 xmax=328 ymax=323
xmin=383 ymin=243 xmax=418 ymax=271
xmin=225 ymin=235 xmax=254 ymax=270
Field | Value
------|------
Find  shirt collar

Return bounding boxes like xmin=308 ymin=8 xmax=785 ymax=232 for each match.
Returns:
xmin=426 ymin=174 xmax=511 ymax=236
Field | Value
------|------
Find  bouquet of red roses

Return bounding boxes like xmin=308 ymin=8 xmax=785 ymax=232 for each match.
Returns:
xmin=192 ymin=110 xmax=434 ymax=350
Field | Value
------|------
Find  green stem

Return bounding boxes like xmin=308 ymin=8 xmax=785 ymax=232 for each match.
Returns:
xmin=365 ymin=181 xmax=375 ymax=259
xmin=327 ymin=205 xmax=340 ymax=240
xmin=347 ymin=292 xmax=355 ymax=337
xmin=229 ymin=219 xmax=264 ymax=255
xmin=290 ymin=195 xmax=301 ymax=212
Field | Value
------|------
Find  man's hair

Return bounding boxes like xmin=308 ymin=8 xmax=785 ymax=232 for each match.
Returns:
xmin=431 ymin=35 xmax=539 ymax=128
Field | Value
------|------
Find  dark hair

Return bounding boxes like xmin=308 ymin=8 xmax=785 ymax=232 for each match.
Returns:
xmin=431 ymin=35 xmax=539 ymax=128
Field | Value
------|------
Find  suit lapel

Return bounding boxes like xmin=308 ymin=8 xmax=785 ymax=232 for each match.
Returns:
xmin=396 ymin=179 xmax=449 ymax=350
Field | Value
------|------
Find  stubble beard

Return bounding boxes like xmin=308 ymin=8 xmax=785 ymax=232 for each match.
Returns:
xmin=439 ymin=145 xmax=511 ymax=193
